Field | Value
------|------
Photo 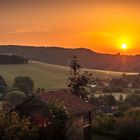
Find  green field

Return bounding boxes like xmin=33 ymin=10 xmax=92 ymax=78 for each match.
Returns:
xmin=0 ymin=61 xmax=137 ymax=89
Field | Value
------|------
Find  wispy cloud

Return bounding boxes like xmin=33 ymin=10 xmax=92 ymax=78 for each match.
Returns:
xmin=81 ymin=31 xmax=114 ymax=37
xmin=9 ymin=27 xmax=51 ymax=34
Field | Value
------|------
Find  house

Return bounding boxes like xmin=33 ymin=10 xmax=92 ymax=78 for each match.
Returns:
xmin=14 ymin=90 xmax=94 ymax=140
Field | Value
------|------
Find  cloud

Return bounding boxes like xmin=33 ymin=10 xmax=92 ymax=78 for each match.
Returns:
xmin=9 ymin=27 xmax=51 ymax=34
xmin=81 ymin=31 xmax=114 ymax=37
xmin=95 ymin=31 xmax=114 ymax=37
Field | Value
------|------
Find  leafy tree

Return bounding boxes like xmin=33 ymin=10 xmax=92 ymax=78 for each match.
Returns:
xmin=125 ymin=94 xmax=140 ymax=107
xmin=109 ymin=78 xmax=128 ymax=92
xmin=89 ymin=94 xmax=116 ymax=106
xmin=89 ymin=96 xmax=100 ymax=106
xmin=0 ymin=96 xmax=72 ymax=140
xmin=68 ymin=55 xmax=80 ymax=74
xmin=67 ymin=56 xmax=93 ymax=99
xmin=104 ymin=94 xmax=116 ymax=106
xmin=118 ymin=102 xmax=130 ymax=112
xmin=132 ymin=73 xmax=140 ymax=88
xmin=0 ymin=99 xmax=38 ymax=140
xmin=0 ymin=75 xmax=7 ymax=93
xmin=41 ymin=101 xmax=72 ymax=140
xmin=13 ymin=76 xmax=34 ymax=96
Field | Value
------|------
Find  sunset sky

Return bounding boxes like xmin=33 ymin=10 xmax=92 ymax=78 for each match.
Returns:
xmin=0 ymin=0 xmax=140 ymax=54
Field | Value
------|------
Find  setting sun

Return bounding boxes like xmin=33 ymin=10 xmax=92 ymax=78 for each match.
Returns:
xmin=121 ymin=43 xmax=127 ymax=50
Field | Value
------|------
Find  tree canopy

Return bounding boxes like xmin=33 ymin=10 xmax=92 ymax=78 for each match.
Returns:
xmin=67 ymin=56 xmax=93 ymax=99
xmin=13 ymin=76 xmax=34 ymax=96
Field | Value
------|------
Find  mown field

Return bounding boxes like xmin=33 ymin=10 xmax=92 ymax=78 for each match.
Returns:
xmin=0 ymin=61 xmax=137 ymax=89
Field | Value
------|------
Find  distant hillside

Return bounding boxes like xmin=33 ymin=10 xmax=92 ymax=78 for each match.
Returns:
xmin=0 ymin=45 xmax=140 ymax=72
xmin=0 ymin=61 xmax=135 ymax=89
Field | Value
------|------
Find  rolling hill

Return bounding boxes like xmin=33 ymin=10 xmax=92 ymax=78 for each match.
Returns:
xmin=0 ymin=61 xmax=137 ymax=89
xmin=0 ymin=45 xmax=140 ymax=72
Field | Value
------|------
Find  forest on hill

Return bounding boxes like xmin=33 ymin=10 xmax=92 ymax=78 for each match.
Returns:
xmin=0 ymin=54 xmax=28 ymax=64
xmin=0 ymin=45 xmax=140 ymax=72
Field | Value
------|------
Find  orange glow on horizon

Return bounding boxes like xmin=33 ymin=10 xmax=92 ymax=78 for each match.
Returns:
xmin=0 ymin=1 xmax=140 ymax=55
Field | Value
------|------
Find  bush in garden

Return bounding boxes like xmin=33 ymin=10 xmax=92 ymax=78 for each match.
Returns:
xmin=125 ymin=94 xmax=140 ymax=107
xmin=93 ymin=113 xmax=115 ymax=134
xmin=125 ymin=108 xmax=140 ymax=120
xmin=5 ymin=90 xmax=27 ymax=107
xmin=113 ymin=111 xmax=124 ymax=118
xmin=39 ymin=101 xmax=72 ymax=140
xmin=0 ymin=98 xmax=72 ymax=140
xmin=0 ymin=99 xmax=39 ymax=140
xmin=114 ymin=118 xmax=140 ymax=140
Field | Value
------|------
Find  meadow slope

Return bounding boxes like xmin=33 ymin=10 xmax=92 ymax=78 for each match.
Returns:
xmin=0 ymin=61 xmax=137 ymax=89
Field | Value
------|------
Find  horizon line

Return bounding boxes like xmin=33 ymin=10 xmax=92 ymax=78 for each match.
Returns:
xmin=0 ymin=44 xmax=139 ymax=56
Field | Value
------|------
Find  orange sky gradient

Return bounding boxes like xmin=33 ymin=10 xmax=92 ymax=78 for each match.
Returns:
xmin=0 ymin=0 xmax=140 ymax=54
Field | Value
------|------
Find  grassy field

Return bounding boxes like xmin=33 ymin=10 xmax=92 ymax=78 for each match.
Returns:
xmin=0 ymin=61 xmax=137 ymax=89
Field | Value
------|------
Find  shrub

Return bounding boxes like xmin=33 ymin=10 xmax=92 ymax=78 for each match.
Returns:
xmin=93 ymin=113 xmax=115 ymax=134
xmin=102 ymin=87 xmax=112 ymax=93
xmin=125 ymin=108 xmax=140 ymax=120
xmin=118 ymin=102 xmax=130 ymax=112
xmin=125 ymin=94 xmax=140 ymax=107
xmin=135 ymin=90 xmax=140 ymax=94
xmin=114 ymin=118 xmax=140 ymax=140
xmin=0 ymin=75 xmax=7 ymax=93
xmin=0 ymin=100 xmax=38 ymax=140
xmin=6 ymin=90 xmax=27 ymax=106
xmin=113 ymin=111 xmax=124 ymax=118
xmin=89 ymin=94 xmax=116 ymax=106
xmin=38 ymin=101 xmax=72 ymax=140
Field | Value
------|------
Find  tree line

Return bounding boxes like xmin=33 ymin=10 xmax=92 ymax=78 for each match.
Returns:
xmin=0 ymin=54 xmax=28 ymax=64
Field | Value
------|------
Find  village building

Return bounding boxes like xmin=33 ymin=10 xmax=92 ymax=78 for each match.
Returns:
xmin=14 ymin=90 xmax=94 ymax=140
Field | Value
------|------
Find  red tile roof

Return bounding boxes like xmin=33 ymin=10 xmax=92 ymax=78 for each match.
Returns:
xmin=37 ymin=90 xmax=94 ymax=115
